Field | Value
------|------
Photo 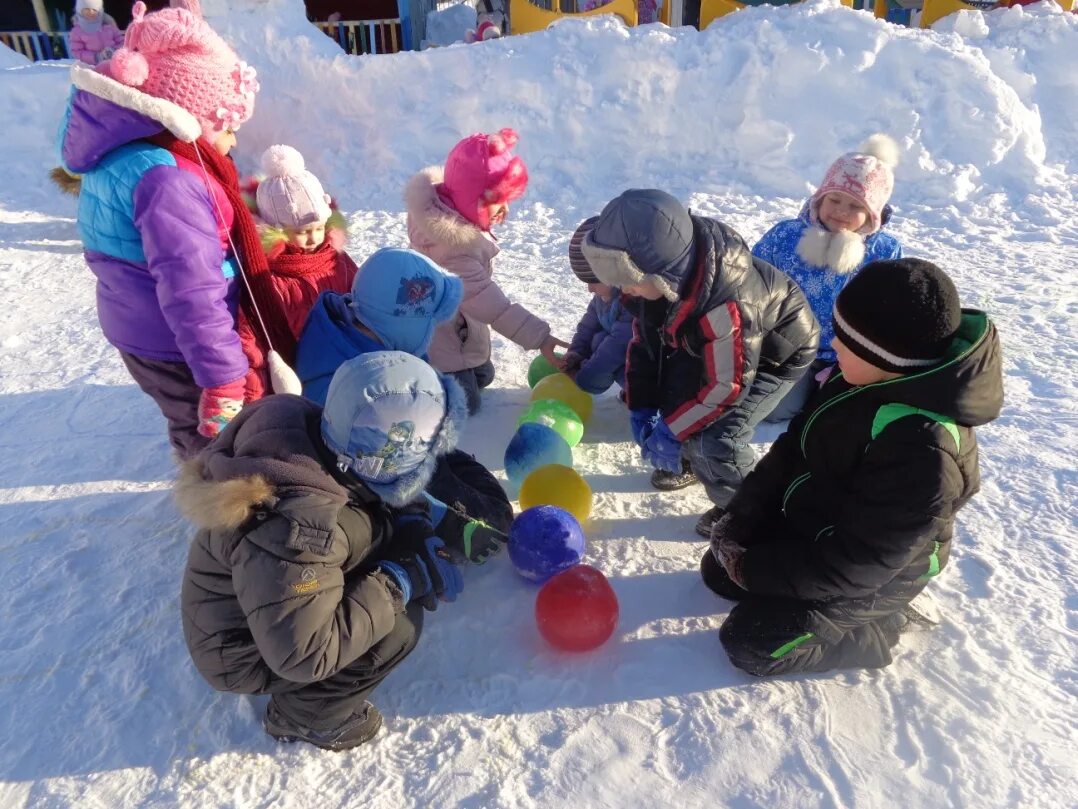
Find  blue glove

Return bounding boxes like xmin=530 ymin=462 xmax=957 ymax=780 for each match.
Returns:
xmin=380 ymin=517 xmax=464 ymax=611
xmin=641 ymin=419 xmax=682 ymax=473
xmin=630 ymin=408 xmax=659 ymax=447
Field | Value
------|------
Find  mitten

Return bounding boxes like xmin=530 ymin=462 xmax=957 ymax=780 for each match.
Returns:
xmin=197 ymin=378 xmax=245 ymax=438
xmin=711 ymin=535 xmax=746 ymax=588
xmin=641 ymin=418 xmax=682 ymax=473
xmin=561 ymin=351 xmax=584 ymax=378
xmin=629 ymin=408 xmax=659 ymax=447
xmin=438 ymin=502 xmax=507 ymax=564
xmin=379 ymin=516 xmax=464 ymax=611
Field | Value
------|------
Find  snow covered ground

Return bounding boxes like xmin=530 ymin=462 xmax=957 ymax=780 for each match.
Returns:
xmin=1 ymin=1 xmax=1075 ymax=806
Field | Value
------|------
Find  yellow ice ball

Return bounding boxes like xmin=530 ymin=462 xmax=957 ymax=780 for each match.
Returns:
xmin=530 ymin=373 xmax=593 ymax=423
xmin=519 ymin=464 xmax=593 ymax=524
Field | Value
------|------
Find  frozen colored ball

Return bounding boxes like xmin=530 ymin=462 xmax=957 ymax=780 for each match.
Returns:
xmin=530 ymin=373 xmax=593 ymax=422
xmin=536 ymin=565 xmax=619 ymax=652
xmin=519 ymin=464 xmax=592 ymax=524
xmin=507 ymin=505 xmax=585 ymax=584
xmin=504 ymin=423 xmax=573 ymax=488
xmin=518 ymin=399 xmax=584 ymax=448
xmin=527 ymin=354 xmax=561 ymax=388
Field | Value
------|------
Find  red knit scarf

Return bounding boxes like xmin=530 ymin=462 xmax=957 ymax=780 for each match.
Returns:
xmin=147 ymin=133 xmax=298 ymax=365
xmin=269 ymin=240 xmax=342 ymax=279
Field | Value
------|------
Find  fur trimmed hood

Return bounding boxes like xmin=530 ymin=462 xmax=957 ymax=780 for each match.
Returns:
xmin=173 ymin=396 xmax=355 ymax=531
xmin=174 ymin=462 xmax=275 ymax=532
xmin=404 ymin=167 xmax=491 ymax=251
xmin=258 ymin=208 xmax=348 ymax=258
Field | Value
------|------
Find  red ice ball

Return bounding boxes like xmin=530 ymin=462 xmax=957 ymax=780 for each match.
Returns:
xmin=535 ymin=565 xmax=619 ymax=652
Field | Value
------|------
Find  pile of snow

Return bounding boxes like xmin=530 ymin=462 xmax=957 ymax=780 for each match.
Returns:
xmin=934 ymin=2 xmax=1078 ymax=173
xmin=204 ymin=0 xmax=1075 ymax=226
xmin=0 ymin=2 xmax=1076 ymax=807
xmin=0 ymin=45 xmax=30 ymax=69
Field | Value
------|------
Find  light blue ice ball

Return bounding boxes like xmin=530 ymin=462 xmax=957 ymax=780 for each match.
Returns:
xmin=504 ymin=422 xmax=573 ymax=488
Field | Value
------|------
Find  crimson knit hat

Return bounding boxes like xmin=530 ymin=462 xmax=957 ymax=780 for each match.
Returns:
xmin=439 ymin=128 xmax=528 ymax=231
xmin=103 ymin=0 xmax=258 ymax=145
xmin=810 ymin=134 xmax=899 ymax=235
xmin=568 ymin=216 xmax=599 ymax=283
xmin=833 ymin=258 xmax=961 ymax=373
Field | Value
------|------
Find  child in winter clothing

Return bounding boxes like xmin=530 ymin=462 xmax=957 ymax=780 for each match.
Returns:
xmin=239 ymin=144 xmax=359 ymax=401
xmin=57 ymin=0 xmax=287 ymax=458
xmin=405 ymin=128 xmax=569 ymax=413
xmin=582 ymin=189 xmax=819 ymax=538
xmin=753 ymin=134 xmax=904 ymax=422
xmin=178 ymin=351 xmax=468 ymax=751
xmin=296 ymin=248 xmax=513 ymax=562
xmin=296 ymin=247 xmax=463 ymax=406
xmin=703 ymin=259 xmax=1003 ymax=676
xmin=561 ymin=216 xmax=634 ymax=396
xmin=69 ymin=0 xmax=124 ymax=66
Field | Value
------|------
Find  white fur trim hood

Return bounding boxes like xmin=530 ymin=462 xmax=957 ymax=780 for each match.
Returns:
xmin=795 ymin=227 xmax=867 ymax=275
xmin=404 ymin=167 xmax=488 ymax=249
xmin=70 ymin=62 xmax=201 ymax=142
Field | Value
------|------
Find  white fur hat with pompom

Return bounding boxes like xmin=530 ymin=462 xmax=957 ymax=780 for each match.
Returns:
xmin=254 ymin=144 xmax=332 ymax=229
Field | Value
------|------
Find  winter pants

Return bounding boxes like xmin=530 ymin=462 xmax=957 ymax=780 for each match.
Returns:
xmin=681 ymin=371 xmax=796 ymax=509
xmin=268 ymin=603 xmax=424 ymax=730
xmin=449 ymin=359 xmax=496 ymax=415
xmin=119 ymin=351 xmax=209 ymax=460
xmin=763 ymin=359 xmax=830 ymax=424
xmin=700 ymin=551 xmax=910 ymax=675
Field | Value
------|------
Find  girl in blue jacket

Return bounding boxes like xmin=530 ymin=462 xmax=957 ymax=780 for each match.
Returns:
xmin=753 ymin=135 xmax=904 ymax=421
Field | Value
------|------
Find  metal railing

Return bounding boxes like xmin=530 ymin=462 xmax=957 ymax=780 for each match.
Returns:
xmin=1 ymin=30 xmax=71 ymax=62
xmin=312 ymin=19 xmax=406 ymax=55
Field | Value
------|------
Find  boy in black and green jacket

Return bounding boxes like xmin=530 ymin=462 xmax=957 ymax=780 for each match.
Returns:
xmin=702 ymin=258 xmax=1003 ymax=675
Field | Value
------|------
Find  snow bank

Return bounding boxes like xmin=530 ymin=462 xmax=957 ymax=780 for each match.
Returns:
xmin=203 ymin=0 xmax=1075 ymax=222
xmin=934 ymin=2 xmax=1078 ymax=172
xmin=0 ymin=45 xmax=30 ymax=69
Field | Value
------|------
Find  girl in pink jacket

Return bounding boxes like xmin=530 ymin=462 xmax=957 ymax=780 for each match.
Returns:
xmin=69 ymin=0 xmax=124 ymax=66
xmin=405 ymin=128 xmax=568 ymax=413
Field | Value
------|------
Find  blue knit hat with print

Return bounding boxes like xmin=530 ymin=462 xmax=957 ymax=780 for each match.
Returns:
xmin=321 ymin=351 xmax=468 ymax=507
xmin=348 ymin=248 xmax=463 ymax=357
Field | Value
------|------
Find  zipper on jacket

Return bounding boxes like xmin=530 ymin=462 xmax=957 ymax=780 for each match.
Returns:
xmin=782 ymin=472 xmax=812 ymax=516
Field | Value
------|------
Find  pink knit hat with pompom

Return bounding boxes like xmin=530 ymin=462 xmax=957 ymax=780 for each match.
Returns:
xmin=809 ymin=134 xmax=900 ymax=235
xmin=438 ymin=128 xmax=528 ymax=231
xmin=103 ymin=0 xmax=258 ymax=145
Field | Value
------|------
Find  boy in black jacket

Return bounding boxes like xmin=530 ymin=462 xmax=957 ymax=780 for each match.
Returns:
xmin=582 ymin=189 xmax=820 ymax=536
xmin=703 ymin=259 xmax=1004 ymax=675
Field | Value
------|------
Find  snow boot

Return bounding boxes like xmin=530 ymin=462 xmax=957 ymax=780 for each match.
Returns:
xmin=264 ymin=700 xmax=383 ymax=751
xmin=900 ymin=590 xmax=942 ymax=631
xmin=650 ymin=460 xmax=699 ymax=491
xmin=694 ymin=505 xmax=727 ymax=538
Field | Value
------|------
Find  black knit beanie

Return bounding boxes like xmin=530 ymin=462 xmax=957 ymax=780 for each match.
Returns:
xmin=833 ymin=258 xmax=962 ymax=373
xmin=568 ymin=216 xmax=600 ymax=283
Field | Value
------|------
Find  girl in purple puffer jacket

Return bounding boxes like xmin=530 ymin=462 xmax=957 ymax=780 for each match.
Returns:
xmin=58 ymin=1 xmax=273 ymax=459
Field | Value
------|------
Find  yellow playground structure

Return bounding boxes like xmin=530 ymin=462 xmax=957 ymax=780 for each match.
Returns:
xmin=510 ymin=0 xmax=640 ymax=34
xmin=509 ymin=0 xmax=1073 ymax=36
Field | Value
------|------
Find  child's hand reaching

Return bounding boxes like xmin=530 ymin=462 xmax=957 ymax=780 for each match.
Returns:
xmin=559 ymin=351 xmax=583 ymax=377
xmin=540 ymin=335 xmax=570 ymax=365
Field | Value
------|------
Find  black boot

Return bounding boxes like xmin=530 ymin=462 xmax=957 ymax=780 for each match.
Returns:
xmin=694 ymin=505 xmax=726 ymax=538
xmin=651 ymin=460 xmax=698 ymax=491
xmin=264 ymin=700 xmax=383 ymax=751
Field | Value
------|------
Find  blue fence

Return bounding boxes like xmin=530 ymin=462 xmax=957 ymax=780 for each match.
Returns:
xmin=1 ymin=30 xmax=71 ymax=62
